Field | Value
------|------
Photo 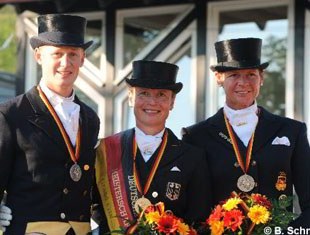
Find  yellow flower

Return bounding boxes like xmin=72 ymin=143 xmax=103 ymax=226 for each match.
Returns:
xmin=177 ymin=221 xmax=190 ymax=235
xmin=145 ymin=211 xmax=161 ymax=224
xmin=223 ymin=197 xmax=242 ymax=211
xmin=210 ymin=221 xmax=225 ymax=235
xmin=248 ymin=205 xmax=270 ymax=224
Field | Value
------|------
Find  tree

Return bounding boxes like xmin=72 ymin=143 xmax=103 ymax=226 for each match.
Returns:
xmin=258 ymin=36 xmax=286 ymax=116
xmin=0 ymin=4 xmax=17 ymax=74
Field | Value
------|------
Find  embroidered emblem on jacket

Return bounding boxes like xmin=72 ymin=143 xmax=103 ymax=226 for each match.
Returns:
xmin=219 ymin=132 xmax=232 ymax=144
xmin=166 ymin=182 xmax=181 ymax=201
xmin=275 ymin=171 xmax=287 ymax=191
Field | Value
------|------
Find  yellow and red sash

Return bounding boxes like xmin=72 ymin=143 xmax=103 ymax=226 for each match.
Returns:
xmin=96 ymin=130 xmax=135 ymax=232
xmin=95 ymin=129 xmax=168 ymax=232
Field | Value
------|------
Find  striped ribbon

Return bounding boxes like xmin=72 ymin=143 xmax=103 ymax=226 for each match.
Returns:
xmin=37 ymin=85 xmax=81 ymax=163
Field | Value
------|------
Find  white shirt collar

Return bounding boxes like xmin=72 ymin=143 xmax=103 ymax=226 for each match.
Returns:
xmin=134 ymin=127 xmax=165 ymax=139
xmin=224 ymin=101 xmax=258 ymax=124
xmin=39 ymin=80 xmax=75 ymax=107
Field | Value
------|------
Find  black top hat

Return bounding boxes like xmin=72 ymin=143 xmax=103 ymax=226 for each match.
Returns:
xmin=210 ymin=38 xmax=269 ymax=72
xmin=125 ymin=60 xmax=183 ymax=93
xmin=30 ymin=14 xmax=93 ymax=50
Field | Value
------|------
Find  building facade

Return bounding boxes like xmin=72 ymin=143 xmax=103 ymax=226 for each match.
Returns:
xmin=1 ymin=0 xmax=309 ymax=138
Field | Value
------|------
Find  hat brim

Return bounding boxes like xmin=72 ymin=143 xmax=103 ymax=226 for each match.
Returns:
xmin=30 ymin=36 xmax=93 ymax=50
xmin=210 ymin=62 xmax=269 ymax=72
xmin=125 ymin=78 xmax=183 ymax=94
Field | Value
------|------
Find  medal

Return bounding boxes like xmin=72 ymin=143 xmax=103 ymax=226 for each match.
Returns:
xmin=224 ymin=113 xmax=257 ymax=192
xmin=132 ymin=130 xmax=168 ymax=214
xmin=37 ymin=86 xmax=82 ymax=183
xmin=237 ymin=174 xmax=255 ymax=192
xmin=134 ymin=197 xmax=152 ymax=213
xmin=70 ymin=163 xmax=82 ymax=182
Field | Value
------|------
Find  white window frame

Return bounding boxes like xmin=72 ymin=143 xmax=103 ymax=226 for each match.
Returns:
xmin=114 ymin=4 xmax=194 ymax=85
xmin=113 ymin=20 xmax=197 ymax=133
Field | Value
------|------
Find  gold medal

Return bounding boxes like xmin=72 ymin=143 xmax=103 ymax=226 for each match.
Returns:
xmin=70 ymin=163 xmax=82 ymax=182
xmin=237 ymin=174 xmax=255 ymax=192
xmin=134 ymin=197 xmax=152 ymax=213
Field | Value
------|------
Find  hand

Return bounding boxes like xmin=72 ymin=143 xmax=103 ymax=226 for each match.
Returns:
xmin=0 ymin=204 xmax=12 ymax=232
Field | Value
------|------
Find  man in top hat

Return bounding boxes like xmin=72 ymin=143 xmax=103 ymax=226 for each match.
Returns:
xmin=94 ymin=60 xmax=212 ymax=233
xmin=182 ymin=38 xmax=310 ymax=229
xmin=0 ymin=14 xmax=100 ymax=234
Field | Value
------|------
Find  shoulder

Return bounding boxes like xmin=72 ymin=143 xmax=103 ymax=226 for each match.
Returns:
xmin=0 ymin=92 xmax=28 ymax=116
xmin=103 ymin=129 xmax=133 ymax=143
xmin=78 ymin=100 xmax=99 ymax=120
xmin=166 ymin=128 xmax=206 ymax=158
xmin=260 ymin=107 xmax=305 ymax=129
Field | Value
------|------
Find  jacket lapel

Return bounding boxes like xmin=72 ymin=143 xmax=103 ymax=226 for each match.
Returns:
xmin=25 ymin=86 xmax=67 ymax=151
xmin=252 ymin=107 xmax=283 ymax=153
xmin=75 ymin=96 xmax=91 ymax=155
xmin=208 ymin=108 xmax=234 ymax=150
xmin=157 ymin=128 xmax=188 ymax=168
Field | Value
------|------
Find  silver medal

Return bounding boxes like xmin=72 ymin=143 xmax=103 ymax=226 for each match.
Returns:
xmin=237 ymin=174 xmax=255 ymax=192
xmin=70 ymin=163 xmax=82 ymax=182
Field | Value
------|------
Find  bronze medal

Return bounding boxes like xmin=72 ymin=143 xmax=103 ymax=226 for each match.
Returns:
xmin=237 ymin=174 xmax=255 ymax=192
xmin=70 ymin=163 xmax=82 ymax=182
xmin=134 ymin=197 xmax=152 ymax=213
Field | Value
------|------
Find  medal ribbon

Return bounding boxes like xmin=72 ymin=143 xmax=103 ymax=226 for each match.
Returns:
xmin=224 ymin=113 xmax=255 ymax=174
xmin=133 ymin=130 xmax=168 ymax=196
xmin=37 ymin=86 xmax=81 ymax=163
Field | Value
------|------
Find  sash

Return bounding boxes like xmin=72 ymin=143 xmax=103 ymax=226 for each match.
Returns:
xmin=96 ymin=130 xmax=137 ymax=232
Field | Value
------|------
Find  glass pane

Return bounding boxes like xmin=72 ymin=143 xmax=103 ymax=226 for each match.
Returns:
xmin=85 ymin=19 xmax=103 ymax=68
xmin=0 ymin=72 xmax=16 ymax=103
xmin=74 ymin=86 xmax=98 ymax=113
xmin=217 ymin=6 xmax=287 ymax=116
xmin=123 ymin=13 xmax=179 ymax=66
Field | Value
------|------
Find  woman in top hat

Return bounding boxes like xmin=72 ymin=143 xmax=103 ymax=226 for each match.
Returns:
xmin=94 ymin=60 xmax=212 ymax=233
xmin=182 ymin=38 xmax=310 ymax=228
xmin=0 ymin=14 xmax=99 ymax=234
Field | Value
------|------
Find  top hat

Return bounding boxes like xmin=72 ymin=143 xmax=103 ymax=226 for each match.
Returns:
xmin=125 ymin=60 xmax=183 ymax=93
xmin=30 ymin=14 xmax=93 ymax=50
xmin=210 ymin=38 xmax=269 ymax=72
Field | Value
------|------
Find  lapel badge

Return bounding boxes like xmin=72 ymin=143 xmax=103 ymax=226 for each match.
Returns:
xmin=219 ymin=132 xmax=231 ymax=144
xmin=275 ymin=171 xmax=287 ymax=191
xmin=166 ymin=182 xmax=181 ymax=201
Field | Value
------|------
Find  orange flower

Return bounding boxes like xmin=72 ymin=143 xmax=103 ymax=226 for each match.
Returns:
xmin=177 ymin=221 xmax=190 ymax=235
xmin=207 ymin=205 xmax=223 ymax=224
xmin=188 ymin=228 xmax=198 ymax=235
xmin=223 ymin=209 xmax=244 ymax=232
xmin=209 ymin=221 xmax=224 ymax=235
xmin=156 ymin=213 xmax=180 ymax=234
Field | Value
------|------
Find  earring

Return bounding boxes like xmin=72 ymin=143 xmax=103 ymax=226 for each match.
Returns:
xmin=260 ymin=83 xmax=263 ymax=86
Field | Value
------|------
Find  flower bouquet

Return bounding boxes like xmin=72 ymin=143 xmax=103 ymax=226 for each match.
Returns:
xmin=114 ymin=202 xmax=197 ymax=235
xmin=205 ymin=191 xmax=296 ymax=235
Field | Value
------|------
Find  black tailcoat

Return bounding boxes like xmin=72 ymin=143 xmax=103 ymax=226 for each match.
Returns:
xmin=183 ymin=107 xmax=310 ymax=227
xmin=97 ymin=128 xmax=212 ymax=233
xmin=0 ymin=87 xmax=100 ymax=234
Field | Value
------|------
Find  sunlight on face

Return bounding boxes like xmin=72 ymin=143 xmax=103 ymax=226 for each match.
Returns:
xmin=216 ymin=69 xmax=264 ymax=110
xmin=34 ymin=45 xmax=85 ymax=97
xmin=128 ymin=87 xmax=175 ymax=134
